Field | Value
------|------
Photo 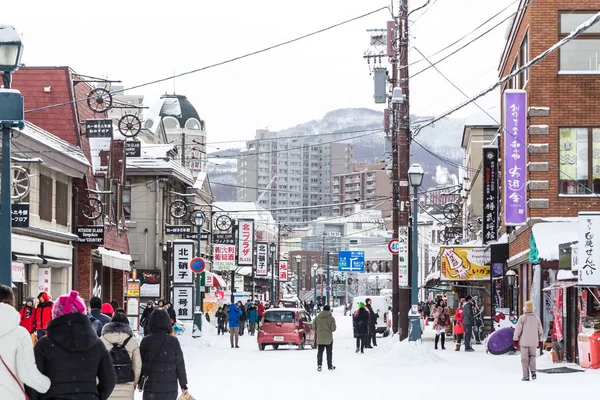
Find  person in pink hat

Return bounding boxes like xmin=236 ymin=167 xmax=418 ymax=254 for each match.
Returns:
xmin=27 ymin=290 xmax=116 ymax=400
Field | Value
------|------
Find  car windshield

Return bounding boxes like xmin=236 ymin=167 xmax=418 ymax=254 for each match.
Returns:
xmin=264 ymin=311 xmax=295 ymax=323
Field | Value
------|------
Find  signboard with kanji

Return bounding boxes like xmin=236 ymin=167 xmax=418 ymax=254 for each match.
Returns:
xmin=11 ymin=203 xmax=29 ymax=227
xmin=173 ymin=241 xmax=194 ymax=284
xmin=173 ymin=286 xmax=193 ymax=320
xmin=237 ymin=220 xmax=254 ymax=266
xmin=439 ymin=247 xmax=490 ymax=281
xmin=279 ymin=261 xmax=288 ymax=282
xmin=213 ymin=244 xmax=236 ymax=271
xmin=165 ymin=225 xmax=192 ymax=234
xmin=85 ymin=119 xmax=113 ymax=138
xmin=482 ymin=146 xmax=499 ymax=244
xmin=398 ymin=227 xmax=409 ymax=287
xmin=38 ymin=267 xmax=51 ymax=294
xmin=256 ymin=242 xmax=268 ymax=276
xmin=578 ymin=212 xmax=600 ymax=285
xmin=212 ymin=233 xmax=235 ymax=244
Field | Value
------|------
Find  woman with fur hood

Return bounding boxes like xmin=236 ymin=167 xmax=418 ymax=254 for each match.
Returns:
xmin=101 ymin=312 xmax=142 ymax=400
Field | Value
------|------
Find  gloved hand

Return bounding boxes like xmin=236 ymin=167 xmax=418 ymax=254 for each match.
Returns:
xmin=513 ymin=341 xmax=519 ymax=349
xmin=538 ymin=342 xmax=543 ymax=349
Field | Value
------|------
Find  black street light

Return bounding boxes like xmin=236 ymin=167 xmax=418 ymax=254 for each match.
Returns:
xmin=506 ymin=269 xmax=517 ymax=313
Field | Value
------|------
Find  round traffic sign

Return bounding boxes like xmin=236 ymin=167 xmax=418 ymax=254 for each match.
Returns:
xmin=325 ymin=285 xmax=331 ymax=292
xmin=388 ymin=239 xmax=400 ymax=254
xmin=190 ymin=257 xmax=206 ymax=274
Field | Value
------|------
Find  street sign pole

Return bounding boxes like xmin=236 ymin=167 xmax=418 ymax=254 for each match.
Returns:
xmin=326 ymin=251 xmax=331 ymax=307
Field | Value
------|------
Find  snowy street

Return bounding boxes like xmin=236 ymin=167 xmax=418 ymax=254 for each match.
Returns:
xmin=136 ymin=311 xmax=599 ymax=399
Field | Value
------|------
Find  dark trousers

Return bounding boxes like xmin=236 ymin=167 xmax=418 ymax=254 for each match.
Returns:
xmin=217 ymin=324 xmax=225 ymax=335
xmin=369 ymin=326 xmax=377 ymax=346
xmin=356 ymin=335 xmax=368 ymax=352
xmin=464 ymin=325 xmax=473 ymax=349
xmin=143 ymin=392 xmax=177 ymax=400
xmin=317 ymin=343 xmax=333 ymax=367
xmin=239 ymin=320 xmax=246 ymax=335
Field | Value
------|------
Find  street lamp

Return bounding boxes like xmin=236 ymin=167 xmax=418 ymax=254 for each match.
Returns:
xmin=0 ymin=26 xmax=24 ymax=286
xmin=295 ymin=255 xmax=302 ymax=302
xmin=506 ymin=269 xmax=517 ymax=313
xmin=192 ymin=212 xmax=204 ymax=336
xmin=312 ymin=263 xmax=318 ymax=316
xmin=408 ymin=163 xmax=424 ymax=342
xmin=270 ymin=243 xmax=277 ymax=304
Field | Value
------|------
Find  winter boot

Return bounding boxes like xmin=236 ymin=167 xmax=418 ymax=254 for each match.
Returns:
xmin=441 ymin=333 xmax=446 ymax=350
xmin=317 ymin=365 xmax=322 ymax=372
xmin=455 ymin=344 xmax=461 ymax=351
xmin=531 ymin=372 xmax=536 ymax=380
xmin=434 ymin=334 xmax=439 ymax=350
xmin=328 ymin=366 xmax=336 ymax=370
xmin=522 ymin=376 xmax=529 ymax=381
xmin=355 ymin=348 xmax=359 ymax=353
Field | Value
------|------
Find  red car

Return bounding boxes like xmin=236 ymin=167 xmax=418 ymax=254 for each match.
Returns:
xmin=257 ymin=308 xmax=316 ymax=350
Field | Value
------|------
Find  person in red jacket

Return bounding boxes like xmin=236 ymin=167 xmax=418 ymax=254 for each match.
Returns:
xmin=19 ymin=296 xmax=37 ymax=333
xmin=454 ymin=298 xmax=466 ymax=351
xmin=257 ymin=301 xmax=265 ymax=321
xmin=35 ymin=291 xmax=54 ymax=339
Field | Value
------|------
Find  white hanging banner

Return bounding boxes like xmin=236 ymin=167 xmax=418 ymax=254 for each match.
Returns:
xmin=38 ymin=267 xmax=51 ymax=294
xmin=256 ymin=242 xmax=268 ymax=276
xmin=578 ymin=212 xmax=600 ymax=285
xmin=398 ymin=226 xmax=409 ymax=287
xmin=237 ymin=220 xmax=254 ymax=266
xmin=173 ymin=241 xmax=194 ymax=284
xmin=173 ymin=286 xmax=193 ymax=320
xmin=213 ymin=244 xmax=236 ymax=271
xmin=279 ymin=261 xmax=288 ymax=282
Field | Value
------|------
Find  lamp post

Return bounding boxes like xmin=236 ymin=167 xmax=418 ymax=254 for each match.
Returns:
xmin=295 ymin=255 xmax=301 ymax=301
xmin=506 ymin=269 xmax=516 ymax=313
xmin=312 ymin=263 xmax=318 ymax=316
xmin=192 ymin=212 xmax=204 ymax=336
xmin=0 ymin=26 xmax=25 ymax=286
xmin=408 ymin=163 xmax=424 ymax=342
xmin=270 ymin=243 xmax=277 ymax=303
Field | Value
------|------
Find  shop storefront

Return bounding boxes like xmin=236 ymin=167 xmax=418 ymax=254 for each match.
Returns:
xmin=91 ymin=246 xmax=132 ymax=306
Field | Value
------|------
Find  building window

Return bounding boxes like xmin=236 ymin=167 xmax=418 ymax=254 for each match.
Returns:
xmin=123 ymin=179 xmax=131 ymax=219
xmin=39 ymin=174 xmax=53 ymax=222
xmin=559 ymin=127 xmax=600 ymax=194
xmin=353 ymin=222 xmax=363 ymax=229
xmin=519 ymin=32 xmax=529 ymax=87
xmin=509 ymin=60 xmax=519 ymax=89
xmin=559 ymin=12 xmax=600 ymax=72
xmin=55 ymin=181 xmax=68 ymax=226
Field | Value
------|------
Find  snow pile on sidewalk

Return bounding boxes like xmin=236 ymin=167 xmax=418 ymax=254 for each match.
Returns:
xmin=177 ymin=321 xmax=217 ymax=348
xmin=382 ymin=339 xmax=445 ymax=367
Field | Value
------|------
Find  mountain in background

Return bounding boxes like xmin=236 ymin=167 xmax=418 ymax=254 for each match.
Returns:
xmin=206 ymin=108 xmax=466 ymax=201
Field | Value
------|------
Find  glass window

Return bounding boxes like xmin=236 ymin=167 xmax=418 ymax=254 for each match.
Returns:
xmin=561 ymin=13 xmax=600 ymax=34
xmin=559 ymin=13 xmax=600 ymax=72
xmin=264 ymin=311 xmax=295 ymax=323
xmin=519 ymin=33 xmax=529 ymax=87
xmin=185 ymin=118 xmax=201 ymax=130
xmin=559 ymin=127 xmax=600 ymax=194
xmin=162 ymin=116 xmax=180 ymax=129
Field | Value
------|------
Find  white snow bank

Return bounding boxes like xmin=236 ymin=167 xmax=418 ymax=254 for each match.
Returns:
xmin=333 ymin=305 xmax=345 ymax=315
xmin=177 ymin=320 xmax=216 ymax=348
xmin=381 ymin=339 xmax=446 ymax=367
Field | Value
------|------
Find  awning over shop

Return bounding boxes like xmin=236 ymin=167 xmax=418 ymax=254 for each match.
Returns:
xmin=97 ymin=247 xmax=132 ymax=271
xmin=206 ymin=271 xmax=227 ymax=287
xmin=40 ymin=256 xmax=71 ymax=267
xmin=12 ymin=252 xmax=43 ymax=264
xmin=542 ymin=280 xmax=578 ymax=292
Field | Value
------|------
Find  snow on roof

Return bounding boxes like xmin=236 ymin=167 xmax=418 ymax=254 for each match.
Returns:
xmin=213 ymin=201 xmax=277 ymax=227
xmin=193 ymin=170 xmax=208 ymax=189
xmin=20 ymin=121 xmax=90 ymax=168
xmin=532 ymin=222 xmax=578 ymax=261
xmin=508 ymin=249 xmax=529 ymax=264
xmin=425 ymin=270 xmax=440 ymax=284
xmin=557 ymin=269 xmax=577 ymax=281
xmin=237 ymin=266 xmax=252 ymax=276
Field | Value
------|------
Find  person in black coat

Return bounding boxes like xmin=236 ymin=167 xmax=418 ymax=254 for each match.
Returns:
xmin=28 ymin=290 xmax=116 ymax=400
xmin=237 ymin=301 xmax=247 ymax=336
xmin=140 ymin=301 xmax=154 ymax=335
xmin=140 ymin=309 xmax=188 ymax=400
xmin=165 ymin=302 xmax=177 ymax=328
xmin=365 ymin=298 xmax=378 ymax=348
xmin=353 ymin=302 xmax=370 ymax=354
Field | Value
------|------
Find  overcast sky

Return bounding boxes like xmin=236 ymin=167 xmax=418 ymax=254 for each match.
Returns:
xmin=6 ymin=0 xmax=516 ymax=147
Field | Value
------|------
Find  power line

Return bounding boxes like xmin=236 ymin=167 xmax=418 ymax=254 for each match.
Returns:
xmin=23 ymin=6 xmax=390 ymax=114
xmin=206 ymin=128 xmax=382 ymax=145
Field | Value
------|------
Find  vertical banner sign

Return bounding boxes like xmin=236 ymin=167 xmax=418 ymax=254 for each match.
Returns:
xmin=398 ymin=226 xmax=409 ymax=287
xmin=279 ymin=261 xmax=288 ymax=282
xmin=38 ymin=267 xmax=51 ymax=294
xmin=256 ymin=242 xmax=268 ymax=276
xmin=237 ymin=220 xmax=254 ymax=265
xmin=578 ymin=212 xmax=600 ymax=285
xmin=503 ymin=90 xmax=527 ymax=225
xmin=213 ymin=244 xmax=236 ymax=271
xmin=173 ymin=241 xmax=194 ymax=284
xmin=482 ymin=146 xmax=499 ymax=244
xmin=173 ymin=286 xmax=193 ymax=320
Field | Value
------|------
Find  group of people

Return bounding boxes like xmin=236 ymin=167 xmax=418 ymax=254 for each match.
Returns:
xmin=215 ymin=300 xmax=263 ymax=347
xmin=352 ymin=298 xmax=378 ymax=353
xmin=0 ymin=285 xmax=188 ymax=400
xmin=139 ymin=299 xmax=178 ymax=335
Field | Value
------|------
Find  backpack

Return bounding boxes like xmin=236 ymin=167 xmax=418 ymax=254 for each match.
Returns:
xmin=110 ymin=336 xmax=135 ymax=384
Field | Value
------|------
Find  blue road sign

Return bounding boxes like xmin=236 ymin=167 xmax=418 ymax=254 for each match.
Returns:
xmin=190 ymin=257 xmax=206 ymax=274
xmin=325 ymin=285 xmax=331 ymax=292
xmin=337 ymin=251 xmax=365 ymax=272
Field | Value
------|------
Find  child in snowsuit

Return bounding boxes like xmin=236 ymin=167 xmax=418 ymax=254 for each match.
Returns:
xmin=216 ymin=307 xmax=227 ymax=335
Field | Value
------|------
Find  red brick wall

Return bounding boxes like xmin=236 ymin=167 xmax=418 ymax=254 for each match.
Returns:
xmin=77 ymin=245 xmax=93 ymax=300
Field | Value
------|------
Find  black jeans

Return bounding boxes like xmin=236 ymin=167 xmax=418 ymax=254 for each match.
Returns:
xmin=144 ymin=391 xmax=177 ymax=400
xmin=369 ymin=326 xmax=377 ymax=346
xmin=464 ymin=325 xmax=473 ymax=349
xmin=317 ymin=343 xmax=333 ymax=367
xmin=239 ymin=320 xmax=246 ymax=335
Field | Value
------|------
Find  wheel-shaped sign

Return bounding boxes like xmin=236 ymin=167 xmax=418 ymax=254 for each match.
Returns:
xmin=215 ymin=215 xmax=232 ymax=231
xmin=388 ymin=238 xmax=400 ymax=254
xmin=189 ymin=257 xmax=206 ymax=274
xmin=169 ymin=200 xmax=188 ymax=219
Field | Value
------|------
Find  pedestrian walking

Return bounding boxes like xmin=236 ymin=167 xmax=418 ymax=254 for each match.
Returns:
xmin=365 ymin=298 xmax=378 ymax=347
xmin=432 ymin=299 xmax=450 ymax=350
xmin=19 ymin=296 xmax=37 ymax=336
xmin=90 ymin=296 xmax=112 ymax=330
xmin=453 ymin=298 xmax=465 ymax=351
xmin=139 ymin=309 xmax=188 ymax=400
xmin=102 ymin=303 xmax=115 ymax=319
xmin=140 ymin=301 xmax=154 ymax=335
xmin=30 ymin=290 xmax=116 ymax=399
xmin=257 ymin=302 xmax=265 ymax=321
xmin=165 ymin=302 xmax=177 ymax=335
xmin=101 ymin=312 xmax=141 ymax=400
xmin=215 ymin=307 xmax=227 ymax=335
xmin=247 ymin=302 xmax=259 ymax=336
xmin=227 ymin=303 xmax=242 ymax=348
xmin=0 ymin=285 xmax=51 ymax=400
xmin=34 ymin=291 xmax=53 ymax=339
xmin=313 ymin=305 xmax=337 ymax=371
xmin=237 ymin=301 xmax=247 ymax=336
xmin=462 ymin=296 xmax=475 ymax=352
xmin=353 ymin=302 xmax=370 ymax=354
xmin=513 ymin=300 xmax=544 ymax=381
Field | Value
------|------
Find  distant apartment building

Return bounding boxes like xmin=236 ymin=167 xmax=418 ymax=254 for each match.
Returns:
xmin=237 ymin=129 xmax=354 ymax=223
xmin=332 ymin=161 xmax=392 ymax=218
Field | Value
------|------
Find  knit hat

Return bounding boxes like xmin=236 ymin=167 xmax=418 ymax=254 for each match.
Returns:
xmin=25 ymin=296 xmax=35 ymax=303
xmin=52 ymin=290 xmax=86 ymax=319
xmin=102 ymin=303 xmax=115 ymax=315
xmin=357 ymin=301 xmax=366 ymax=308
xmin=38 ymin=291 xmax=51 ymax=302
xmin=523 ymin=300 xmax=535 ymax=313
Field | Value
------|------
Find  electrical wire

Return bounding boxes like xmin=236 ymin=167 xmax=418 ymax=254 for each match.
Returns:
xmin=206 ymin=128 xmax=383 ymax=146
xmin=23 ymin=6 xmax=390 ymax=115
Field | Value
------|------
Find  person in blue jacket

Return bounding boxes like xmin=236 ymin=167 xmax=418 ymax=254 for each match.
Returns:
xmin=227 ymin=303 xmax=242 ymax=348
xmin=247 ymin=302 xmax=259 ymax=336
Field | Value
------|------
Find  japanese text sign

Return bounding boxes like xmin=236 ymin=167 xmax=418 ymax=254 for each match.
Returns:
xmin=398 ymin=226 xmax=409 ymax=287
xmin=213 ymin=244 xmax=236 ymax=271
xmin=85 ymin=119 xmax=113 ymax=138
xmin=173 ymin=286 xmax=193 ymax=320
xmin=173 ymin=241 xmax=194 ymax=284
xmin=11 ymin=203 xmax=30 ymax=228
xmin=256 ymin=242 xmax=268 ymax=276
xmin=237 ymin=220 xmax=254 ymax=266
xmin=279 ymin=261 xmax=288 ymax=282
xmin=482 ymin=146 xmax=499 ymax=244
xmin=38 ymin=267 xmax=51 ymax=294
xmin=439 ymin=247 xmax=490 ymax=281
xmin=578 ymin=212 xmax=600 ymax=285
xmin=503 ymin=90 xmax=527 ymax=225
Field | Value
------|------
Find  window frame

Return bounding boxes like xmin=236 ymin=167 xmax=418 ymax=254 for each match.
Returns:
xmin=519 ymin=31 xmax=529 ymax=88
xmin=558 ymin=126 xmax=600 ymax=195
xmin=558 ymin=11 xmax=600 ymax=73
xmin=55 ymin=181 xmax=69 ymax=226
xmin=39 ymin=174 xmax=53 ymax=222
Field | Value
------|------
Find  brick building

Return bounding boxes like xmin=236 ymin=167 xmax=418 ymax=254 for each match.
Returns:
xmin=12 ymin=67 xmax=131 ymax=305
xmin=497 ymin=2 xmax=600 ymax=362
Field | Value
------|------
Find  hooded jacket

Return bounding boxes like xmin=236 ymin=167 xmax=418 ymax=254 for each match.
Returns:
xmin=101 ymin=322 xmax=142 ymax=400
xmin=227 ymin=304 xmax=242 ymax=328
xmin=313 ymin=310 xmax=337 ymax=345
xmin=513 ymin=312 xmax=544 ymax=348
xmin=19 ymin=303 xmax=37 ymax=333
xmin=90 ymin=308 xmax=112 ymax=329
xmin=353 ymin=308 xmax=370 ymax=336
xmin=247 ymin=305 xmax=259 ymax=323
xmin=35 ymin=293 xmax=53 ymax=332
xmin=0 ymin=303 xmax=50 ymax=400
xmin=139 ymin=310 xmax=187 ymax=394
xmin=29 ymin=312 xmax=116 ymax=400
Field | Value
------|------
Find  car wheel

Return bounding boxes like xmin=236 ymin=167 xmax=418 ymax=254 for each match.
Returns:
xmin=258 ymin=343 xmax=265 ymax=351
xmin=273 ymin=344 xmax=279 ymax=350
xmin=383 ymin=329 xmax=390 ymax=338
xmin=297 ymin=336 xmax=305 ymax=350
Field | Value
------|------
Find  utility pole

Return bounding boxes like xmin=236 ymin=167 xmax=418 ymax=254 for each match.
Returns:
xmin=276 ymin=220 xmax=281 ymax=302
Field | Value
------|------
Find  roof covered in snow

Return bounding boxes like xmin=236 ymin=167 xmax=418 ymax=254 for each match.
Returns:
xmin=143 ymin=94 xmax=204 ymax=134
xmin=213 ymin=201 xmax=277 ymax=228
xmin=532 ymin=221 xmax=578 ymax=261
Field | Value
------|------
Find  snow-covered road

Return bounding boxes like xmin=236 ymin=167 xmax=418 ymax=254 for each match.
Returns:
xmin=136 ymin=313 xmax=599 ymax=399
